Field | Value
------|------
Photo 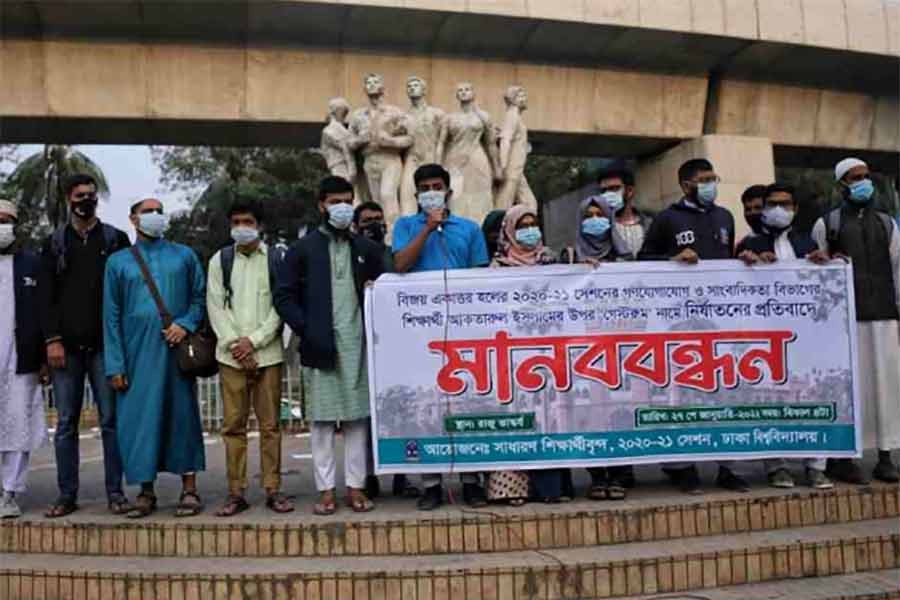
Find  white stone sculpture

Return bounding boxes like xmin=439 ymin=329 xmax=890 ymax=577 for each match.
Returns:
xmin=320 ymin=97 xmax=357 ymax=182
xmin=348 ymin=73 xmax=412 ymax=226
xmin=495 ymin=85 xmax=537 ymax=211
xmin=436 ymin=82 xmax=504 ymax=224
xmin=399 ymin=76 xmax=446 ymax=216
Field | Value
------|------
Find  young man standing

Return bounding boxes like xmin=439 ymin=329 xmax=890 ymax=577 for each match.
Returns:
xmin=392 ymin=163 xmax=490 ymax=510
xmin=812 ymin=158 xmax=900 ymax=484
xmin=737 ymin=183 xmax=833 ymax=489
xmin=275 ymin=176 xmax=385 ymax=515
xmin=640 ymin=158 xmax=749 ymax=494
xmin=207 ymin=202 xmax=293 ymax=516
xmin=0 ymin=200 xmax=48 ymax=519
xmin=597 ymin=163 xmax=654 ymax=260
xmin=40 ymin=174 xmax=131 ymax=518
xmin=103 ymin=198 xmax=207 ymax=518
xmin=735 ymin=184 xmax=767 ymax=253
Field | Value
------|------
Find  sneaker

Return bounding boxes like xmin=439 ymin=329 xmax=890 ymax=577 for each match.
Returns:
xmin=462 ymin=483 xmax=488 ymax=508
xmin=873 ymin=460 xmax=900 ymax=483
xmin=716 ymin=467 xmax=750 ymax=492
xmin=806 ymin=469 xmax=834 ymax=490
xmin=0 ymin=493 xmax=21 ymax=519
xmin=767 ymin=468 xmax=795 ymax=489
xmin=664 ymin=465 xmax=702 ymax=495
xmin=826 ymin=458 xmax=870 ymax=485
xmin=416 ymin=485 xmax=443 ymax=511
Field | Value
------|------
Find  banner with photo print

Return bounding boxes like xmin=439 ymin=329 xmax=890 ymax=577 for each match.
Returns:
xmin=365 ymin=260 xmax=860 ymax=474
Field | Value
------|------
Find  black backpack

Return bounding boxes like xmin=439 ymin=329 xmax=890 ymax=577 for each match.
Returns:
xmin=219 ymin=244 xmax=284 ymax=309
xmin=50 ymin=222 xmax=124 ymax=275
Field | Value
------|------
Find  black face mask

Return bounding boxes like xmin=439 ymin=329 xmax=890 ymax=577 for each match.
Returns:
xmin=746 ymin=213 xmax=764 ymax=235
xmin=361 ymin=222 xmax=386 ymax=244
xmin=71 ymin=200 xmax=98 ymax=219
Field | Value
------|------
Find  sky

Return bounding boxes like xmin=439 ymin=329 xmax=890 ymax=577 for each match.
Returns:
xmin=12 ymin=144 xmax=188 ymax=233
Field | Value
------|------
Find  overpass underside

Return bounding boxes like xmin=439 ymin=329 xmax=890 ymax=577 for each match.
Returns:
xmin=0 ymin=0 xmax=897 ymax=173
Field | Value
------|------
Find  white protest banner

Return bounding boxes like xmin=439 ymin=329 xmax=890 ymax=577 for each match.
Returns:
xmin=365 ymin=260 xmax=860 ymax=474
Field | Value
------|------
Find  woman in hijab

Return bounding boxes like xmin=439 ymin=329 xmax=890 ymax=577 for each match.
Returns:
xmin=486 ymin=206 xmax=572 ymax=504
xmin=562 ymin=195 xmax=616 ymax=264
xmin=481 ymin=209 xmax=506 ymax=261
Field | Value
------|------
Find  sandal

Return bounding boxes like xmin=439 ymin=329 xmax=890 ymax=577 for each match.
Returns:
xmin=588 ymin=483 xmax=609 ymax=501
xmin=215 ymin=495 xmax=250 ymax=518
xmin=174 ymin=490 xmax=204 ymax=518
xmin=607 ymin=480 xmax=627 ymax=501
xmin=266 ymin=492 xmax=295 ymax=514
xmin=509 ymin=498 xmax=527 ymax=507
xmin=45 ymin=499 xmax=78 ymax=519
xmin=108 ymin=496 xmax=134 ymax=515
xmin=314 ymin=490 xmax=337 ymax=516
xmin=126 ymin=492 xmax=157 ymax=519
xmin=347 ymin=488 xmax=375 ymax=513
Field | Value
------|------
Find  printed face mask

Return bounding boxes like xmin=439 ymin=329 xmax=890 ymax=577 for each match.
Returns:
xmin=418 ymin=190 xmax=446 ymax=212
xmin=581 ymin=216 xmax=611 ymax=237
xmin=327 ymin=203 xmax=354 ymax=230
xmin=230 ymin=226 xmax=260 ymax=245
xmin=137 ymin=212 xmax=169 ymax=238
xmin=761 ymin=205 xmax=795 ymax=230
xmin=514 ymin=226 xmax=542 ymax=248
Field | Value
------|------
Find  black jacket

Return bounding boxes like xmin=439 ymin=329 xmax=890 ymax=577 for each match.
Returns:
xmin=12 ymin=250 xmax=45 ymax=374
xmin=275 ymin=228 xmax=385 ymax=369
xmin=39 ymin=222 xmax=130 ymax=349
xmin=639 ymin=198 xmax=734 ymax=260
xmin=736 ymin=229 xmax=818 ymax=258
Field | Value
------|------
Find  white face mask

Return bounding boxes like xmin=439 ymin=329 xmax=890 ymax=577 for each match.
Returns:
xmin=761 ymin=205 xmax=795 ymax=230
xmin=418 ymin=190 xmax=446 ymax=212
xmin=0 ymin=224 xmax=15 ymax=249
xmin=137 ymin=212 xmax=169 ymax=238
xmin=230 ymin=226 xmax=260 ymax=246
xmin=601 ymin=190 xmax=625 ymax=212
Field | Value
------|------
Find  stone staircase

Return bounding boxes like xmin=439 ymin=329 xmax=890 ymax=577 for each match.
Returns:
xmin=1 ymin=484 xmax=899 ymax=599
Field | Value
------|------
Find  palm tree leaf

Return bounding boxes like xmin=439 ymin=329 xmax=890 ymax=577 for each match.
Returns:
xmin=67 ymin=151 xmax=110 ymax=196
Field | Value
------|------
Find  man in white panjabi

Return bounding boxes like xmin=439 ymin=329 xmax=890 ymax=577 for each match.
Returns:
xmin=348 ymin=73 xmax=412 ymax=228
xmin=0 ymin=199 xmax=48 ymax=519
xmin=399 ymin=76 xmax=445 ymax=216
xmin=811 ymin=158 xmax=900 ymax=484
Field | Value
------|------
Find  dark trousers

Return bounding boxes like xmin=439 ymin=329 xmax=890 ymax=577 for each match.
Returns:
xmin=51 ymin=348 xmax=124 ymax=501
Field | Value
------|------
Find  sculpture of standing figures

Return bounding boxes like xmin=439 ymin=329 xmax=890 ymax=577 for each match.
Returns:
xmin=495 ymin=85 xmax=537 ymax=211
xmin=400 ymin=76 xmax=446 ymax=215
xmin=348 ymin=73 xmax=412 ymax=226
xmin=320 ymin=97 xmax=357 ymax=182
xmin=437 ymin=82 xmax=504 ymax=224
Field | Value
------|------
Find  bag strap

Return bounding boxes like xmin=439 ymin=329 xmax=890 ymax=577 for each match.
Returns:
xmin=220 ymin=245 xmax=235 ymax=309
xmin=130 ymin=246 xmax=174 ymax=328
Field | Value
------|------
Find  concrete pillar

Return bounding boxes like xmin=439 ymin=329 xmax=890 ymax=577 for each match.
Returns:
xmin=635 ymin=134 xmax=776 ymax=240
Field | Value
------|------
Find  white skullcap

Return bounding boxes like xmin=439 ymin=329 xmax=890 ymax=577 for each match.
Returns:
xmin=834 ymin=158 xmax=867 ymax=182
xmin=0 ymin=199 xmax=18 ymax=220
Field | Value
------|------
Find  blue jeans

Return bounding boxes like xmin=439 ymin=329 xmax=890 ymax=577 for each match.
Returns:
xmin=52 ymin=348 xmax=124 ymax=502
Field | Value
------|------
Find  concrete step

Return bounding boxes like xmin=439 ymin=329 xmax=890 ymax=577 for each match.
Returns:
xmin=1 ymin=518 xmax=898 ymax=599
xmin=2 ymin=483 xmax=896 ymax=558
xmin=620 ymin=569 xmax=900 ymax=599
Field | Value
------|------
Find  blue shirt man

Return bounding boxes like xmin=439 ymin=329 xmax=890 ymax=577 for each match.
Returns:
xmin=392 ymin=165 xmax=488 ymax=273
xmin=391 ymin=164 xmax=489 ymax=512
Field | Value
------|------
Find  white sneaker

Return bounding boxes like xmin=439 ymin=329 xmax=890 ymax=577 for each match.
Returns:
xmin=0 ymin=493 xmax=21 ymax=519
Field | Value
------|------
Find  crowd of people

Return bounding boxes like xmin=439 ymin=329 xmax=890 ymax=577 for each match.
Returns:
xmin=0 ymin=155 xmax=897 ymax=520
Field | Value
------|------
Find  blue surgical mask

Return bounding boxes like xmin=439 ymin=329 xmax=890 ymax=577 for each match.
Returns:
xmin=847 ymin=179 xmax=874 ymax=204
xmin=514 ymin=226 xmax=542 ymax=248
xmin=137 ymin=212 xmax=169 ymax=238
xmin=601 ymin=190 xmax=625 ymax=212
xmin=696 ymin=181 xmax=718 ymax=207
xmin=761 ymin=206 xmax=794 ymax=230
xmin=230 ymin=226 xmax=260 ymax=246
xmin=327 ymin=203 xmax=354 ymax=230
xmin=581 ymin=216 xmax=611 ymax=237
xmin=418 ymin=190 xmax=446 ymax=212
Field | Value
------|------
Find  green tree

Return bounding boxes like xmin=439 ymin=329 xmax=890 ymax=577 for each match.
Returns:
xmin=152 ymin=146 xmax=328 ymax=263
xmin=4 ymin=145 xmax=109 ymax=246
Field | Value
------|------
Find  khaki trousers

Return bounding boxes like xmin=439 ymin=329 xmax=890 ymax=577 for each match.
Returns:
xmin=220 ymin=363 xmax=283 ymax=495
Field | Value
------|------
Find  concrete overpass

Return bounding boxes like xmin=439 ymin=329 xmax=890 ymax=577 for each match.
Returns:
xmin=1 ymin=0 xmax=898 ymax=210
